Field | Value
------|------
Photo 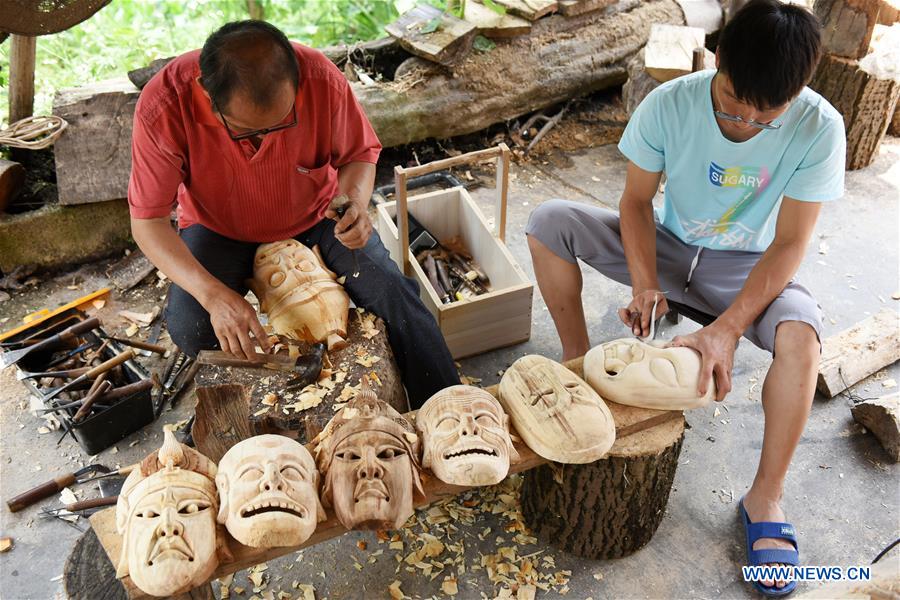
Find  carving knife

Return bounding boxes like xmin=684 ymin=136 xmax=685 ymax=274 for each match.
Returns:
xmin=0 ymin=317 xmax=101 ymax=369
xmin=42 ymin=349 xmax=136 ymax=404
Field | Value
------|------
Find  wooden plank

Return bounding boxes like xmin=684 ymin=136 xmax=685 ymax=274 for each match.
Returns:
xmin=385 ymin=4 xmax=477 ymax=66
xmin=9 ymin=35 xmax=36 ymax=124
xmin=492 ymin=0 xmax=559 ymax=20
xmin=816 ymin=308 xmax=900 ymax=397
xmin=91 ymin=355 xmax=678 ymax=599
xmin=644 ymin=23 xmax=706 ymax=83
xmin=52 ymin=78 xmax=140 ymax=205
xmin=464 ymin=1 xmax=532 ymax=38
xmin=558 ymin=0 xmax=615 ymax=17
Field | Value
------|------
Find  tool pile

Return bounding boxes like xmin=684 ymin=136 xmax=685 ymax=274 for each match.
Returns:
xmin=416 ymin=242 xmax=491 ymax=304
xmin=1 ymin=310 xmax=157 ymax=454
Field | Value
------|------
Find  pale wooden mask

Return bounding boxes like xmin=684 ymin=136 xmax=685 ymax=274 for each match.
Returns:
xmin=249 ymin=239 xmax=350 ymax=350
xmin=216 ymin=434 xmax=326 ymax=548
xmin=115 ymin=428 xmax=220 ymax=597
xmin=584 ymin=338 xmax=714 ymax=410
xmin=417 ymin=385 xmax=520 ymax=486
xmin=498 ymin=355 xmax=615 ymax=464
xmin=314 ymin=381 xmax=424 ymax=530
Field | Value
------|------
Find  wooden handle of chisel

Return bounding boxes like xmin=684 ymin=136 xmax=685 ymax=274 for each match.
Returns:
xmin=64 ymin=496 xmax=119 ymax=512
xmin=94 ymin=379 xmax=154 ymax=404
xmin=23 ymin=317 xmax=101 ymax=355
xmin=84 ymin=349 xmax=135 ymax=379
xmin=7 ymin=473 xmax=77 ymax=512
xmin=107 ymin=336 xmax=167 ymax=355
xmin=73 ymin=380 xmax=112 ymax=422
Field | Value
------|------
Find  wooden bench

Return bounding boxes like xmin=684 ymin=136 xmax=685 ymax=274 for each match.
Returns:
xmin=73 ymin=356 xmax=685 ymax=599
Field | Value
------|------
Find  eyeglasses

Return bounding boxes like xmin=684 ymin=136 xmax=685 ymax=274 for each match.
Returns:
xmin=713 ymin=108 xmax=782 ymax=130
xmin=215 ymin=102 xmax=298 ymax=141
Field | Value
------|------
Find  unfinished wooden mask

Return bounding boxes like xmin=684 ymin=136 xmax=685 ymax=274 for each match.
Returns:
xmin=498 ymin=355 xmax=615 ymax=464
xmin=249 ymin=239 xmax=350 ymax=350
xmin=417 ymin=385 xmax=520 ymax=486
xmin=584 ymin=338 xmax=714 ymax=410
xmin=115 ymin=428 xmax=220 ymax=597
xmin=216 ymin=434 xmax=325 ymax=548
xmin=314 ymin=381 xmax=424 ymax=530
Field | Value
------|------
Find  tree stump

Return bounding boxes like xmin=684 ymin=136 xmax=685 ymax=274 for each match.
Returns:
xmin=64 ymin=527 xmax=127 ymax=600
xmin=520 ymin=414 xmax=685 ymax=559
xmin=810 ymin=53 xmax=900 ymax=170
xmin=192 ymin=309 xmax=405 ymax=460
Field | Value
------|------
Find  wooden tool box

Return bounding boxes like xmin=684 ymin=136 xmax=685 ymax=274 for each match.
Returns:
xmin=376 ymin=144 xmax=533 ymax=359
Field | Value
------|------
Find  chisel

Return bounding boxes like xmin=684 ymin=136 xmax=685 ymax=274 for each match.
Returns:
xmin=42 ymin=349 xmax=135 ymax=404
xmin=0 ymin=317 xmax=100 ymax=369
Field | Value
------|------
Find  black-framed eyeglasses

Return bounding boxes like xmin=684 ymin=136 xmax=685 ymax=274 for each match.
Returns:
xmin=215 ymin=102 xmax=298 ymax=141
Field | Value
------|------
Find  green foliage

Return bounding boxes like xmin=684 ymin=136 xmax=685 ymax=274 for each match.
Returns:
xmin=482 ymin=0 xmax=507 ymax=15
xmin=472 ymin=34 xmax=495 ymax=53
xmin=0 ymin=0 xmax=408 ymax=126
xmin=420 ymin=15 xmax=443 ymax=34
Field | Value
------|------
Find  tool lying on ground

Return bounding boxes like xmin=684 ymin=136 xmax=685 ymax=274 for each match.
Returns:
xmin=6 ymin=463 xmax=135 ymax=512
xmin=42 ymin=348 xmax=135 ymax=403
xmin=40 ymin=495 xmax=119 ymax=517
xmin=0 ymin=317 xmax=100 ymax=368
xmin=330 ymin=194 xmax=361 ymax=278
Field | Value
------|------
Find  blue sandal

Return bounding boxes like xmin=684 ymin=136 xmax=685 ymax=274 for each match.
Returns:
xmin=739 ymin=498 xmax=800 ymax=597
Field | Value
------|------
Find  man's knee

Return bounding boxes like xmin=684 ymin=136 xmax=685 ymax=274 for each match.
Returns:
xmin=774 ymin=320 xmax=820 ymax=356
xmin=165 ymin=287 xmax=217 ymax=358
xmin=526 ymin=199 xmax=575 ymax=241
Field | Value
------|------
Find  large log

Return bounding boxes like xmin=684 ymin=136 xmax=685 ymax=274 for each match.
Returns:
xmin=52 ymin=78 xmax=139 ymax=205
xmin=814 ymin=0 xmax=897 ymax=59
xmin=810 ymin=52 xmax=900 ymax=170
xmin=851 ymin=393 xmax=900 ymax=462
xmin=51 ymin=0 xmax=684 ymax=205
xmin=0 ymin=159 xmax=25 ymax=213
xmin=520 ymin=414 xmax=684 ymax=559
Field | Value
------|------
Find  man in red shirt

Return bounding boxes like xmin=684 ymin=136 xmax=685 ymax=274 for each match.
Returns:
xmin=128 ymin=20 xmax=459 ymax=407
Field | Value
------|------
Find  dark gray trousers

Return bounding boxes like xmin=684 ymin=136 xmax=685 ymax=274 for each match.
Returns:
xmin=165 ymin=220 xmax=459 ymax=408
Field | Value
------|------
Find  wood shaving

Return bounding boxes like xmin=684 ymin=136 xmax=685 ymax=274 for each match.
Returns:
xmin=441 ymin=576 xmax=458 ymax=596
xmin=388 ymin=580 xmax=405 ymax=600
xmin=262 ymin=393 xmax=279 ymax=406
xmin=286 ymin=392 xmax=323 ymax=413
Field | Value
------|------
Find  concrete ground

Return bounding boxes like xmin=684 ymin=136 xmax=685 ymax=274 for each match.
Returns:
xmin=1 ymin=136 xmax=898 ymax=600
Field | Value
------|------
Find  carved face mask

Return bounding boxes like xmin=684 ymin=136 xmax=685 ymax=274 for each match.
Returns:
xmin=584 ymin=338 xmax=714 ymax=410
xmin=315 ymin=382 xmax=424 ymax=530
xmin=499 ymin=355 xmax=615 ymax=464
xmin=216 ymin=435 xmax=325 ymax=548
xmin=116 ymin=428 xmax=219 ymax=597
xmin=248 ymin=239 xmax=350 ymax=350
xmin=417 ymin=385 xmax=519 ymax=486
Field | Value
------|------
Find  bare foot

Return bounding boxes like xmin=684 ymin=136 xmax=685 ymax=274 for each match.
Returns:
xmin=742 ymin=491 xmax=796 ymax=590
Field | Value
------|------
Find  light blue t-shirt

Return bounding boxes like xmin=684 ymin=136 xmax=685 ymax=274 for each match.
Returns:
xmin=618 ymin=70 xmax=846 ymax=252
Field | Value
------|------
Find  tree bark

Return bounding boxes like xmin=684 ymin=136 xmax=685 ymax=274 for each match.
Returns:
xmin=810 ymin=53 xmax=900 ymax=170
xmin=520 ymin=415 xmax=684 ymax=559
xmin=814 ymin=0 xmax=894 ymax=59
xmin=64 ymin=527 xmax=128 ymax=600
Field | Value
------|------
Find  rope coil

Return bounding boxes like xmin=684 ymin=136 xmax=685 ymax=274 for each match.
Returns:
xmin=0 ymin=115 xmax=68 ymax=150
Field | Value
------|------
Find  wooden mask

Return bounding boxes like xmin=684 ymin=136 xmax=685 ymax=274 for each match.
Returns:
xmin=416 ymin=385 xmax=519 ymax=486
xmin=216 ymin=434 xmax=326 ymax=548
xmin=314 ymin=381 xmax=424 ymax=530
xmin=584 ymin=338 xmax=714 ymax=410
xmin=249 ymin=239 xmax=350 ymax=350
xmin=115 ymin=428 xmax=220 ymax=597
xmin=498 ymin=355 xmax=615 ymax=464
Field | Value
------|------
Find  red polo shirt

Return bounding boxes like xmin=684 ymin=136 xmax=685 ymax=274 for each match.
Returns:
xmin=127 ymin=43 xmax=381 ymax=242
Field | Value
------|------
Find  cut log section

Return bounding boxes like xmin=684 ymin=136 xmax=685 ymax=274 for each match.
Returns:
xmin=520 ymin=414 xmax=685 ymax=559
xmin=491 ymin=0 xmax=559 ymax=20
xmin=622 ymin=49 xmax=661 ymax=116
xmin=385 ymin=4 xmax=477 ymax=66
xmin=464 ymin=0 xmax=532 ymax=37
xmin=811 ymin=49 xmax=900 ymax=170
xmin=851 ymin=393 xmax=900 ymax=462
xmin=814 ymin=0 xmax=896 ymax=59
xmin=0 ymin=159 xmax=25 ymax=213
xmin=644 ymin=23 xmax=707 ymax=82
xmin=53 ymin=78 xmax=139 ymax=205
xmin=558 ymin=0 xmax=616 ymax=17
xmin=674 ymin=0 xmax=723 ymax=35
xmin=816 ymin=308 xmax=900 ymax=398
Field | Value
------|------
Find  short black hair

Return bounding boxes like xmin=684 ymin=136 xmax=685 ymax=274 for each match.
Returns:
xmin=199 ymin=20 xmax=299 ymax=112
xmin=718 ymin=0 xmax=822 ymax=109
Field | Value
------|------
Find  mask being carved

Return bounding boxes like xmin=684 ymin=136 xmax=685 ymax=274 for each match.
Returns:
xmin=417 ymin=385 xmax=519 ymax=486
xmin=315 ymin=380 xmax=424 ymax=530
xmin=249 ymin=239 xmax=350 ymax=350
xmin=584 ymin=338 xmax=715 ymax=410
xmin=115 ymin=427 xmax=220 ymax=597
xmin=216 ymin=434 xmax=325 ymax=548
xmin=498 ymin=355 xmax=615 ymax=464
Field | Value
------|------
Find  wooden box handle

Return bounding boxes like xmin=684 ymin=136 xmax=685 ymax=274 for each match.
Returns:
xmin=393 ymin=143 xmax=511 ymax=276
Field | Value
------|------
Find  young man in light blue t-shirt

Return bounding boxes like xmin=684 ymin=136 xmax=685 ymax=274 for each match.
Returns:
xmin=526 ymin=1 xmax=845 ymax=595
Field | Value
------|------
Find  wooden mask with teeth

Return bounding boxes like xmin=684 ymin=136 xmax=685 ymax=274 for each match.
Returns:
xmin=216 ymin=434 xmax=326 ymax=548
xmin=115 ymin=428 xmax=220 ymax=597
xmin=314 ymin=381 xmax=424 ymax=530
xmin=417 ymin=385 xmax=519 ymax=486
xmin=248 ymin=239 xmax=350 ymax=350
xmin=584 ymin=338 xmax=715 ymax=410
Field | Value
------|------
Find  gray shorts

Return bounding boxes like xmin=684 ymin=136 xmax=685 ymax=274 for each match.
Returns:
xmin=525 ymin=199 xmax=823 ymax=354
